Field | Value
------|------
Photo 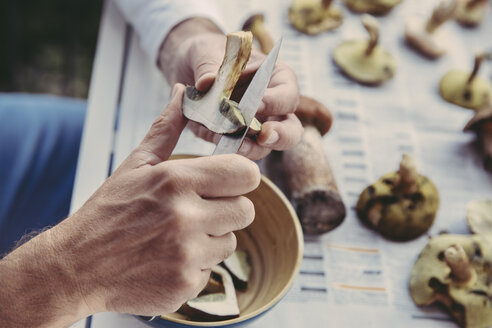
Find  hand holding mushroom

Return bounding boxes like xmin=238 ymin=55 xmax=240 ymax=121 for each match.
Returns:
xmin=333 ymin=14 xmax=396 ymax=85
xmin=159 ymin=25 xmax=302 ymax=160
xmin=356 ymin=154 xmax=439 ymax=241
xmin=405 ymin=0 xmax=458 ymax=59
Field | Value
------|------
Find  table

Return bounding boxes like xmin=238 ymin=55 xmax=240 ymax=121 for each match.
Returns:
xmin=71 ymin=0 xmax=492 ymax=327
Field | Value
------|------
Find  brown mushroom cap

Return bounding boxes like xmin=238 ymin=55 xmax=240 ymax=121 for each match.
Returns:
xmin=410 ymin=234 xmax=492 ymax=328
xmin=344 ymin=0 xmax=402 ymax=15
xmin=295 ymin=96 xmax=333 ymax=136
xmin=242 ymin=14 xmax=264 ymax=31
xmin=464 ymin=106 xmax=492 ymax=131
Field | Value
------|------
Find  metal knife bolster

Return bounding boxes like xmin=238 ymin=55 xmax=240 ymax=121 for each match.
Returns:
xmin=213 ymin=38 xmax=283 ymax=155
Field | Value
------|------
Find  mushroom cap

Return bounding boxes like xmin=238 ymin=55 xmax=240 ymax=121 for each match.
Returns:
xmin=344 ymin=0 xmax=402 ymax=15
xmin=456 ymin=0 xmax=488 ymax=27
xmin=333 ymin=40 xmax=396 ymax=85
xmin=409 ymin=234 xmax=492 ymax=328
xmin=467 ymin=199 xmax=492 ymax=236
xmin=288 ymin=0 xmax=343 ymax=35
xmin=464 ymin=106 xmax=492 ymax=131
xmin=405 ymin=17 xmax=446 ymax=59
xmin=439 ymin=70 xmax=492 ymax=110
xmin=295 ymin=95 xmax=333 ymax=135
xmin=356 ymin=171 xmax=439 ymax=241
xmin=242 ymin=13 xmax=265 ymax=31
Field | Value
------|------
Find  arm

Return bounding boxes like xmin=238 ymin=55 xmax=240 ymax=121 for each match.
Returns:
xmin=115 ymin=0 xmax=303 ymax=159
xmin=0 ymin=85 xmax=260 ymax=327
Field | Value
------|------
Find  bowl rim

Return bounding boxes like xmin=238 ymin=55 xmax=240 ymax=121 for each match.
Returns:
xmin=159 ymin=174 xmax=304 ymax=327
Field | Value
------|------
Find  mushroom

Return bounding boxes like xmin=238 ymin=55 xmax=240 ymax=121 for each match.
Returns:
xmin=343 ymin=0 xmax=402 ymax=15
xmin=356 ymin=154 xmax=439 ymax=241
xmin=288 ymin=0 xmax=343 ymax=35
xmin=409 ymin=234 xmax=492 ymax=328
xmin=466 ymin=199 xmax=492 ymax=236
xmin=242 ymin=14 xmax=346 ymax=234
xmin=333 ymin=14 xmax=396 ymax=85
xmin=456 ymin=0 xmax=488 ymax=27
xmin=182 ymin=31 xmax=262 ymax=136
xmin=242 ymin=14 xmax=275 ymax=55
xmin=178 ymin=265 xmax=240 ymax=322
xmin=222 ymin=249 xmax=251 ymax=290
xmin=405 ymin=0 xmax=458 ymax=59
xmin=464 ymin=106 xmax=492 ymax=171
xmin=282 ymin=97 xmax=346 ymax=235
xmin=440 ymin=52 xmax=492 ymax=110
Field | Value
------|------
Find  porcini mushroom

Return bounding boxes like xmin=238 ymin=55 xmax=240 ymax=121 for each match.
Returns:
xmin=222 ymin=249 xmax=251 ymax=290
xmin=182 ymin=31 xmax=262 ymax=136
xmin=409 ymin=234 xmax=492 ymax=328
xmin=283 ymin=97 xmax=346 ymax=235
xmin=242 ymin=14 xmax=275 ymax=55
xmin=466 ymin=199 xmax=492 ymax=236
xmin=405 ymin=0 xmax=458 ymax=59
xmin=288 ymin=0 xmax=343 ymax=35
xmin=440 ymin=52 xmax=492 ymax=110
xmin=178 ymin=265 xmax=240 ymax=322
xmin=343 ymin=0 xmax=402 ymax=15
xmin=456 ymin=0 xmax=488 ymax=27
xmin=243 ymin=13 xmax=346 ymax=235
xmin=464 ymin=106 xmax=492 ymax=171
xmin=356 ymin=154 xmax=439 ymax=241
xmin=333 ymin=14 xmax=396 ymax=85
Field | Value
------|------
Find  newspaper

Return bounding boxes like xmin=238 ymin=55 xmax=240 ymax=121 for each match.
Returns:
xmin=90 ymin=0 xmax=492 ymax=327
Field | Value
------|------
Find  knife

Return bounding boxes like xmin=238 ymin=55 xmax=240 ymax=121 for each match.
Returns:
xmin=213 ymin=38 xmax=282 ymax=155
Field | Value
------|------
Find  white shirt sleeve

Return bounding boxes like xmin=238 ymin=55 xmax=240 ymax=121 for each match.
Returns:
xmin=114 ymin=0 xmax=226 ymax=65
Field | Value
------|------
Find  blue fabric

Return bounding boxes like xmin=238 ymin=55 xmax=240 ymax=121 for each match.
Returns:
xmin=0 ymin=93 xmax=86 ymax=255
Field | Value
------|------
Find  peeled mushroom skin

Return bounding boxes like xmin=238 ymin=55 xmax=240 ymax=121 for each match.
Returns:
xmin=409 ymin=234 xmax=492 ymax=328
xmin=467 ymin=199 xmax=492 ymax=236
xmin=333 ymin=40 xmax=396 ymax=85
xmin=356 ymin=172 xmax=439 ymax=241
xmin=344 ymin=0 xmax=403 ymax=15
xmin=439 ymin=70 xmax=492 ymax=110
xmin=289 ymin=0 xmax=343 ymax=35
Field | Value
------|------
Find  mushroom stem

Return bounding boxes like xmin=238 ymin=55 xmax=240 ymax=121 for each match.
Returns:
xmin=322 ymin=0 xmax=333 ymax=10
xmin=467 ymin=52 xmax=484 ymax=85
xmin=395 ymin=154 xmax=418 ymax=195
xmin=244 ymin=16 xmax=275 ymax=55
xmin=425 ymin=0 xmax=458 ymax=33
xmin=481 ymin=123 xmax=492 ymax=172
xmin=362 ymin=14 xmax=379 ymax=56
xmin=444 ymin=245 xmax=474 ymax=283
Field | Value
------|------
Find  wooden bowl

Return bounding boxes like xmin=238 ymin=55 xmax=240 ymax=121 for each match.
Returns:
xmin=144 ymin=154 xmax=304 ymax=327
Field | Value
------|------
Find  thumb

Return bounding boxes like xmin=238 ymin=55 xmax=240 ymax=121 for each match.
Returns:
xmin=124 ymin=84 xmax=188 ymax=169
xmin=193 ymin=56 xmax=222 ymax=92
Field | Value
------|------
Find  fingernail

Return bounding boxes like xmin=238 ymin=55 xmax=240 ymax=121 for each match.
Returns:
xmin=171 ymin=84 xmax=180 ymax=98
xmin=263 ymin=130 xmax=279 ymax=146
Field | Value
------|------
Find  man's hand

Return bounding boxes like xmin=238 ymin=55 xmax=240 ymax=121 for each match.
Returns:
xmin=0 ymin=85 xmax=261 ymax=327
xmin=159 ymin=18 xmax=303 ymax=160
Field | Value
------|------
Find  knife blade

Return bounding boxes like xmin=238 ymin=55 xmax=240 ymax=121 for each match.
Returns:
xmin=213 ymin=38 xmax=282 ymax=155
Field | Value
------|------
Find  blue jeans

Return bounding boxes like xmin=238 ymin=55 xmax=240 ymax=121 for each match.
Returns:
xmin=0 ymin=93 xmax=86 ymax=255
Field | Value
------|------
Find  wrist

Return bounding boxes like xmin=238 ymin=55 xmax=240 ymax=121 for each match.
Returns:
xmin=158 ymin=17 xmax=223 ymax=85
xmin=0 ymin=223 xmax=91 ymax=327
